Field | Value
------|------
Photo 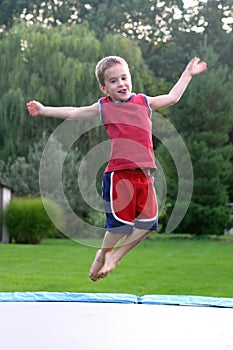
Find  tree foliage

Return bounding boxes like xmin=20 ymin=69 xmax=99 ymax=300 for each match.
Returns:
xmin=157 ymin=43 xmax=233 ymax=234
xmin=1 ymin=0 xmax=232 ymax=42
xmin=0 ymin=0 xmax=232 ymax=235
xmin=0 ymin=21 xmax=151 ymax=160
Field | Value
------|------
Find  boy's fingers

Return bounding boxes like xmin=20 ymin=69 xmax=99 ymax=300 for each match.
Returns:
xmin=26 ymin=102 xmax=37 ymax=116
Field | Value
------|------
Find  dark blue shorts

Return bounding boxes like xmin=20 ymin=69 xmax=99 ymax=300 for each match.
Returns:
xmin=102 ymin=169 xmax=158 ymax=234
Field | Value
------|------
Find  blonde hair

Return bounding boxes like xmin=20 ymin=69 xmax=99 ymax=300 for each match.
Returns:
xmin=95 ymin=56 xmax=129 ymax=86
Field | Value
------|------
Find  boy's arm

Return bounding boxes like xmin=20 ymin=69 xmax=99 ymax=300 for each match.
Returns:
xmin=26 ymin=101 xmax=100 ymax=119
xmin=147 ymin=57 xmax=207 ymax=111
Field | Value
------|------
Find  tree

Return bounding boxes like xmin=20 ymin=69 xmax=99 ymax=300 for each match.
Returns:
xmin=0 ymin=0 xmax=186 ymax=40
xmin=0 ymin=20 xmax=156 ymax=197
xmin=157 ymin=43 xmax=233 ymax=234
xmin=0 ymin=0 xmax=71 ymax=28
xmin=192 ymin=0 xmax=233 ymax=38
xmin=187 ymin=0 xmax=233 ymax=68
xmin=0 ymin=21 xmax=99 ymax=159
xmin=0 ymin=21 xmax=153 ymax=161
xmin=1 ymin=0 xmax=232 ymax=45
xmin=0 ymin=23 xmax=97 ymax=165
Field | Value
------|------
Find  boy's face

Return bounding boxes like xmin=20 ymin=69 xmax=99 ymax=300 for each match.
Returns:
xmin=100 ymin=63 xmax=132 ymax=102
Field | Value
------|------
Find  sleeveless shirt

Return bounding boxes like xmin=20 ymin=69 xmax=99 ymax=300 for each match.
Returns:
xmin=99 ymin=93 xmax=156 ymax=173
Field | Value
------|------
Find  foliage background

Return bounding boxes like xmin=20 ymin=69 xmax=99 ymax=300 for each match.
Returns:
xmin=0 ymin=0 xmax=232 ymax=235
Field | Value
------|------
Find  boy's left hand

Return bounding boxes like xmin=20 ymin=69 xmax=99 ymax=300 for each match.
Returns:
xmin=186 ymin=57 xmax=207 ymax=76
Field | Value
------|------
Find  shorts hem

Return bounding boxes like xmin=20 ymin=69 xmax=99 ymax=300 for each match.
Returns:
xmin=134 ymin=219 xmax=158 ymax=231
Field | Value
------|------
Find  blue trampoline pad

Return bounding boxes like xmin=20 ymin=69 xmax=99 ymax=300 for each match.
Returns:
xmin=0 ymin=292 xmax=233 ymax=308
xmin=140 ymin=294 xmax=233 ymax=308
xmin=0 ymin=292 xmax=138 ymax=303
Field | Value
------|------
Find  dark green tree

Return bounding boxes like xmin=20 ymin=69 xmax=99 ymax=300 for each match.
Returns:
xmin=157 ymin=43 xmax=233 ymax=235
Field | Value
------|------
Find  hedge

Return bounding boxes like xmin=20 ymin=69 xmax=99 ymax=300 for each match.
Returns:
xmin=4 ymin=197 xmax=65 ymax=244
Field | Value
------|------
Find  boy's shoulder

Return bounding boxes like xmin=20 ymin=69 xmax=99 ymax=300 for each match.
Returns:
xmin=131 ymin=93 xmax=148 ymax=106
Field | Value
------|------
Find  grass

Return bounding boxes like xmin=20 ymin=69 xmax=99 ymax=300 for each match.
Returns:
xmin=0 ymin=237 xmax=233 ymax=298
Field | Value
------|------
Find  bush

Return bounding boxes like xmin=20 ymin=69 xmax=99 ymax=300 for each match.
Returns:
xmin=176 ymin=202 xmax=232 ymax=236
xmin=4 ymin=197 xmax=65 ymax=244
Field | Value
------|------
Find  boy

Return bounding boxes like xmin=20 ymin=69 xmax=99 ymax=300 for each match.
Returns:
xmin=27 ymin=55 xmax=207 ymax=281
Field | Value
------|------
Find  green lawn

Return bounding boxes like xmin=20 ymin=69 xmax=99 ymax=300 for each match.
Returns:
xmin=0 ymin=237 xmax=232 ymax=298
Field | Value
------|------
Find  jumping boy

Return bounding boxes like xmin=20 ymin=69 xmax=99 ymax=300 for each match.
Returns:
xmin=27 ymin=55 xmax=207 ymax=281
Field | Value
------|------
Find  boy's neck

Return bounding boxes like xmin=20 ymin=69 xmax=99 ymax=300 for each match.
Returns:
xmin=108 ymin=93 xmax=134 ymax=103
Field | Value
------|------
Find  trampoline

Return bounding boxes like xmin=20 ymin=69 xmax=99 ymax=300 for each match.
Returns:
xmin=0 ymin=292 xmax=233 ymax=350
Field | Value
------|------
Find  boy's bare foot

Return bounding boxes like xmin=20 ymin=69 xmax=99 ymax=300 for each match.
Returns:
xmin=89 ymin=249 xmax=105 ymax=281
xmin=98 ymin=251 xmax=119 ymax=279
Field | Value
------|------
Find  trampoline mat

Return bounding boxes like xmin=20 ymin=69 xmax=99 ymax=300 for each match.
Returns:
xmin=0 ymin=293 xmax=233 ymax=350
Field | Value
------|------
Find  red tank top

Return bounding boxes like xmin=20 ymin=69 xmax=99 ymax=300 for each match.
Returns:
xmin=99 ymin=94 xmax=156 ymax=172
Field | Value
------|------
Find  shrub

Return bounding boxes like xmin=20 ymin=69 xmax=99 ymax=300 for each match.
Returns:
xmin=4 ymin=197 xmax=65 ymax=244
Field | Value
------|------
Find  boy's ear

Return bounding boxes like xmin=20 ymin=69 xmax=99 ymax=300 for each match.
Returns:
xmin=99 ymin=84 xmax=107 ymax=94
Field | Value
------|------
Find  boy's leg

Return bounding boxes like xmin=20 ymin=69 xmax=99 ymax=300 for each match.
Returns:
xmin=98 ymin=228 xmax=151 ymax=278
xmin=89 ymin=170 xmax=157 ymax=280
xmin=89 ymin=231 xmax=125 ymax=281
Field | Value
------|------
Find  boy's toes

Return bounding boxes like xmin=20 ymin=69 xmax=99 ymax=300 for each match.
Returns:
xmin=89 ymin=249 xmax=105 ymax=282
xmin=89 ymin=273 xmax=99 ymax=282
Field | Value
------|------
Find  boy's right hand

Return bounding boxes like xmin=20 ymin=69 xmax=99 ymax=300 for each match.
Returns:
xmin=26 ymin=100 xmax=45 ymax=117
